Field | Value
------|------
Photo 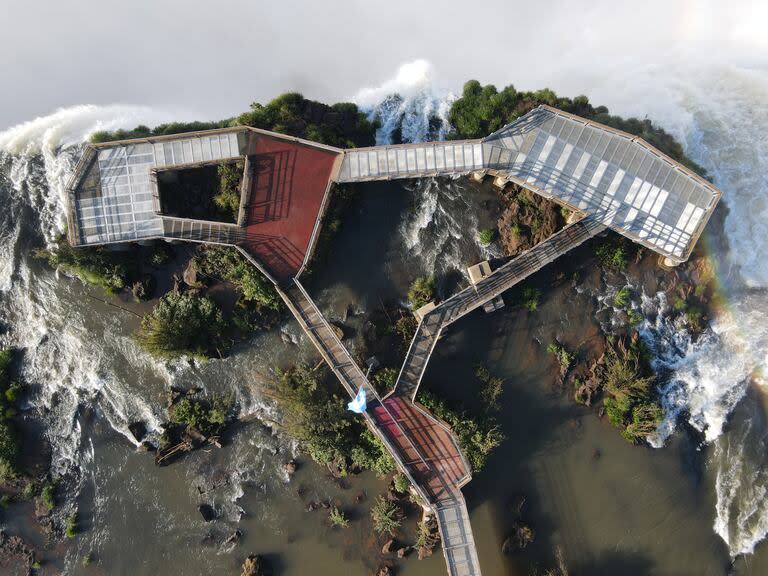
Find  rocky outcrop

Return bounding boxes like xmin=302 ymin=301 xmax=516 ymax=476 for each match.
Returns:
xmin=502 ymin=496 xmax=536 ymax=554
xmin=0 ymin=530 xmax=36 ymax=574
xmin=497 ymin=184 xmax=566 ymax=258
xmin=240 ymin=554 xmax=272 ymax=576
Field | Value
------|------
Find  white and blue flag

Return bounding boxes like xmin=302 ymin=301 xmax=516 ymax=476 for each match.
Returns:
xmin=347 ymin=386 xmax=367 ymax=414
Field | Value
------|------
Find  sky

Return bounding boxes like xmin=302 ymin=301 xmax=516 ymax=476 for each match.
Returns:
xmin=2 ymin=0 xmax=767 ymax=130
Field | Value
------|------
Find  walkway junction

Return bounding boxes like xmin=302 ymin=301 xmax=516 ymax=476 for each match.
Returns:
xmin=66 ymin=105 xmax=721 ymax=576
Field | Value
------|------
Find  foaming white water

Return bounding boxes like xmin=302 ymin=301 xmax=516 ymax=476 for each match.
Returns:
xmin=0 ymin=104 xmax=172 ymax=244
xmin=360 ymin=58 xmax=768 ymax=555
xmin=354 ymin=60 xmax=455 ymax=145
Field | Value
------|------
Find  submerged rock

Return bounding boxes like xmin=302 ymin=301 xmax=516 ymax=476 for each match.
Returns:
xmin=240 ymin=554 xmax=272 ymax=576
xmin=198 ymin=503 xmax=216 ymax=522
xmin=128 ymin=421 xmax=147 ymax=443
xmin=502 ymin=522 xmax=535 ymax=554
xmin=0 ymin=530 xmax=36 ymax=573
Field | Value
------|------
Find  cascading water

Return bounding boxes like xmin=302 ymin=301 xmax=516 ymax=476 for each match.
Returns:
xmin=356 ymin=60 xmax=768 ymax=559
xmin=2 ymin=57 xmax=768 ymax=566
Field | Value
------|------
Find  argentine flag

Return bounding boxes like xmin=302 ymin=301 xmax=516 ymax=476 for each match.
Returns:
xmin=347 ymin=386 xmax=367 ymax=414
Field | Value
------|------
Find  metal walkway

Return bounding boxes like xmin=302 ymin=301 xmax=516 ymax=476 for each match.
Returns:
xmin=393 ymin=213 xmax=607 ymax=399
xmin=278 ymin=280 xmax=481 ymax=576
xmin=64 ymin=104 xmax=724 ymax=576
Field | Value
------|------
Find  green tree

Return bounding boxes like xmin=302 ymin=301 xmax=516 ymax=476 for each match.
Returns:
xmin=135 ymin=290 xmax=227 ymax=359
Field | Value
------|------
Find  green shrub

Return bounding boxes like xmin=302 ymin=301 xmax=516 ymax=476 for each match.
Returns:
xmin=372 ymin=367 xmax=398 ymax=396
xmin=392 ymin=473 xmax=410 ymax=494
xmin=673 ymin=295 xmax=687 ymax=311
xmin=135 ymin=290 xmax=228 ymax=359
xmin=547 ymin=343 xmax=574 ymax=375
xmin=194 ymin=246 xmax=281 ymax=312
xmin=600 ymin=337 xmax=662 ymax=443
xmin=329 ymin=506 xmax=349 ymax=528
xmin=613 ymin=287 xmax=631 ymax=308
xmin=267 ymin=365 xmax=393 ymax=476
xmin=595 ymin=242 xmax=628 ymax=271
xmin=521 ymin=286 xmax=540 ymax=312
xmin=65 ymin=512 xmax=78 ymax=539
xmin=0 ymin=458 xmax=16 ymax=484
xmin=475 ymin=365 xmax=503 ymax=408
xmin=170 ymin=396 xmax=231 ymax=436
xmin=627 ymin=309 xmax=644 ymax=327
xmin=478 ymin=228 xmax=496 ymax=246
xmin=214 ymin=162 xmax=244 ymax=222
xmin=370 ymin=495 xmax=402 ymax=535
xmin=40 ymin=481 xmax=56 ymax=511
xmin=417 ymin=390 xmax=503 ymax=472
xmin=408 ymin=276 xmax=435 ymax=310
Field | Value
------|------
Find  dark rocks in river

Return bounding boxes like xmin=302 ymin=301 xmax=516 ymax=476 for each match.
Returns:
xmin=381 ymin=538 xmax=396 ymax=554
xmin=375 ymin=565 xmax=393 ymax=576
xmin=503 ymin=495 xmax=536 ymax=554
xmin=240 ymin=553 xmax=272 ymax=576
xmin=0 ymin=530 xmax=36 ymax=573
xmin=131 ymin=274 xmax=156 ymax=301
xmin=223 ymin=529 xmax=242 ymax=548
xmin=283 ymin=460 xmax=297 ymax=476
xmin=128 ymin=421 xmax=147 ymax=443
xmin=198 ymin=503 xmax=216 ymax=522
xmin=502 ymin=522 xmax=536 ymax=553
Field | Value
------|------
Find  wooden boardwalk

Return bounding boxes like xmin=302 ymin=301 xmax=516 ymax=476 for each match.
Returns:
xmin=64 ymin=105 xmax=723 ymax=576
xmin=393 ymin=213 xmax=606 ymax=399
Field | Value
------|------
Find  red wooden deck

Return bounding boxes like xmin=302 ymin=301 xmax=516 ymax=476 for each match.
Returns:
xmin=371 ymin=396 xmax=468 ymax=501
xmin=241 ymin=135 xmax=339 ymax=282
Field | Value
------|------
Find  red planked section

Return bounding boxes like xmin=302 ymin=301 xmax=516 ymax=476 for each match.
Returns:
xmin=241 ymin=135 xmax=339 ymax=282
xmin=371 ymin=396 xmax=469 ymax=502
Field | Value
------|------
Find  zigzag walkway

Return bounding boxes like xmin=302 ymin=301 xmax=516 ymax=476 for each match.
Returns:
xmin=277 ymin=214 xmax=606 ymax=576
xmin=278 ymin=280 xmax=480 ymax=576
xmin=393 ymin=213 xmax=607 ymax=399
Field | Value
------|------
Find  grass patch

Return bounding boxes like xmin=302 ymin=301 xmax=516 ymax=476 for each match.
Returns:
xmin=521 ymin=286 xmax=541 ymax=312
xmin=478 ymin=228 xmax=496 ymax=246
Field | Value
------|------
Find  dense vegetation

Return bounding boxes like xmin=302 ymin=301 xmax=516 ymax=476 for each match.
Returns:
xmin=91 ymin=93 xmax=377 ymax=149
xmin=235 ymin=92 xmax=377 ymax=148
xmin=266 ymin=364 xmax=394 ymax=476
xmin=215 ymin=162 xmax=244 ymax=221
xmin=135 ymin=290 xmax=228 ymax=360
xmin=448 ymin=80 xmax=706 ymax=176
xmin=169 ymin=395 xmax=231 ymax=437
xmin=407 ymin=276 xmax=436 ymax=310
xmin=194 ymin=245 xmax=281 ymax=312
xmin=90 ymin=120 xmax=234 ymax=144
xmin=0 ymin=350 xmax=22 ymax=483
xmin=601 ymin=336 xmax=663 ymax=443
xmin=35 ymin=236 xmax=172 ymax=297
xmin=417 ymin=365 xmax=505 ymax=472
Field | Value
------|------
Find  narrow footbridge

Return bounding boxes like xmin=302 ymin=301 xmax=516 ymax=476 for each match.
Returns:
xmin=65 ymin=104 xmax=723 ymax=576
xmin=394 ymin=212 xmax=607 ymax=399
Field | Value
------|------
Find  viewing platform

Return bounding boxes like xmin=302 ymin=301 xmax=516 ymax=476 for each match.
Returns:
xmin=64 ymin=105 xmax=723 ymax=576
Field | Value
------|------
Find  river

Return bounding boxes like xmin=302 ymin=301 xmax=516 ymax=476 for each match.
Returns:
xmin=1 ymin=63 xmax=768 ymax=575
